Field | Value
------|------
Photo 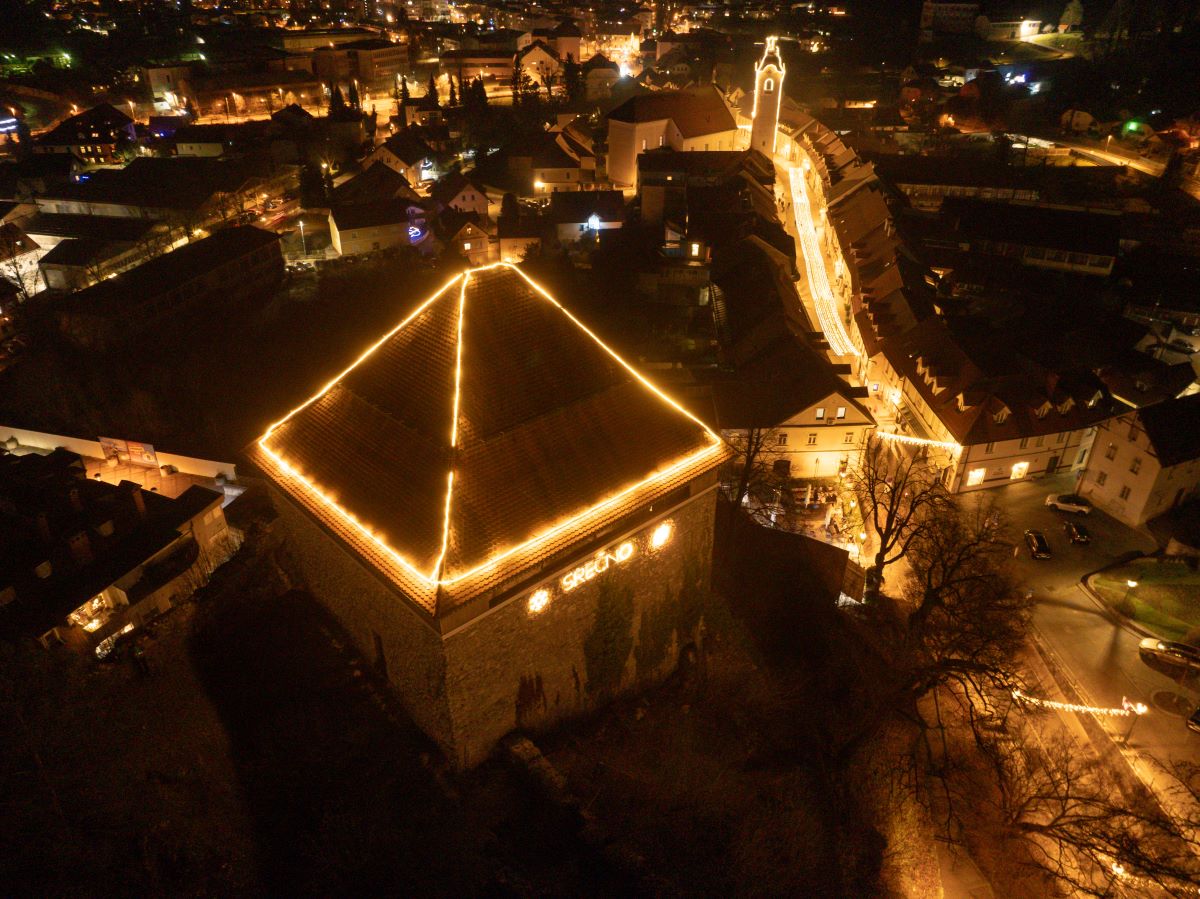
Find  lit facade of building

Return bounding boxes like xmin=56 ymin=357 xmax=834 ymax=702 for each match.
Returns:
xmin=253 ymin=264 xmax=728 ymax=767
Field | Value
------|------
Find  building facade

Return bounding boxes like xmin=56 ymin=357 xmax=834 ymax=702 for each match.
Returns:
xmin=749 ymin=37 xmax=785 ymax=159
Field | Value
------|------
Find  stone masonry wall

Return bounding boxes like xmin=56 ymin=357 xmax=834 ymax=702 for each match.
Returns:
xmin=269 ymin=486 xmax=456 ymax=754
xmin=441 ymin=491 xmax=717 ymax=768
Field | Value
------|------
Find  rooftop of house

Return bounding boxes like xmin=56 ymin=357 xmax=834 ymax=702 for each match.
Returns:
xmin=377 ymin=131 xmax=435 ymax=166
xmin=20 ymin=212 xmax=159 ymax=243
xmin=0 ymin=447 xmax=221 ymax=638
xmin=548 ymin=189 xmax=625 ymax=223
xmin=637 ymin=148 xmax=774 ymax=186
xmin=943 ymin=196 xmax=1121 ymax=257
xmin=252 ymin=264 xmax=725 ymax=615
xmin=56 ymin=226 xmax=279 ymax=316
xmin=40 ymin=157 xmax=274 ymax=212
xmin=329 ymin=201 xmax=417 ymax=231
xmin=37 ymin=237 xmax=127 ymax=267
xmin=429 ymin=171 xmax=490 ymax=208
xmin=37 ymin=103 xmax=133 ymax=146
xmin=1137 ymin=393 xmax=1200 ymax=468
xmin=607 ymin=84 xmax=737 ymax=139
xmin=332 ymin=164 xmax=420 ymax=205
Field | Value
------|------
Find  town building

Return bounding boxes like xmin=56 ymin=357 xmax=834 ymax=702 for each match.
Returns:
xmin=548 ymin=189 xmax=625 ymax=242
xmin=1080 ymin=394 xmax=1200 ymax=526
xmin=0 ymin=447 xmax=231 ymax=654
xmin=582 ymin=53 xmax=621 ymax=100
xmin=605 ymin=85 xmax=739 ymax=187
xmin=252 ymin=263 xmax=728 ymax=767
xmin=429 ymin=171 xmax=491 ymax=220
xmin=328 ymin=202 xmax=428 ymax=256
xmin=55 ymin=226 xmax=283 ymax=349
xmin=367 ymin=132 xmax=437 ymax=184
xmin=34 ymin=104 xmax=135 ymax=167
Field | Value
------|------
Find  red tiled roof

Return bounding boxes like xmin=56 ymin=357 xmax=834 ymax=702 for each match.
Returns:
xmin=255 ymin=264 xmax=725 ymax=614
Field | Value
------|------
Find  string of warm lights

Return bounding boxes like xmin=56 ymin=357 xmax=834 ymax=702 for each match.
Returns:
xmin=1110 ymin=860 xmax=1200 ymax=895
xmin=788 ymin=164 xmax=861 ymax=358
xmin=1011 ymin=689 xmax=1148 ymax=718
xmin=874 ymin=431 xmax=961 ymax=451
xmin=257 ymin=263 xmax=726 ymax=591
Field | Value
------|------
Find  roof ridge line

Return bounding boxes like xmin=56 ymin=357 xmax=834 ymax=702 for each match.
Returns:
xmin=431 ymin=268 xmax=471 ymax=583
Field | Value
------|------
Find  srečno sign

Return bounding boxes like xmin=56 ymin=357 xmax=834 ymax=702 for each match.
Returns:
xmin=560 ymin=541 xmax=635 ymax=592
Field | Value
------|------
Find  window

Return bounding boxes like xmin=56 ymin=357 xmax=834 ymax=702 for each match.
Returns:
xmin=807 ymin=433 xmax=817 ymax=446
xmin=1010 ymin=462 xmax=1029 ymax=480
xmin=815 ymin=407 xmax=825 ymax=420
xmin=836 ymin=407 xmax=846 ymax=419
xmin=777 ymin=433 xmax=788 ymax=446
xmin=844 ymin=432 xmax=854 ymax=444
xmin=463 ymin=241 xmax=472 ymax=250
xmin=1019 ymin=437 xmax=1029 ymax=449
xmin=966 ymin=467 xmax=986 ymax=487
xmin=1035 ymin=436 xmax=1044 ymax=447
xmin=763 ymin=77 xmax=775 ymax=93
xmin=1130 ymin=457 xmax=1141 ymax=475
xmin=1056 ymin=432 xmax=1066 ymax=444
xmin=690 ymin=242 xmax=701 ymax=257
xmin=1119 ymin=485 xmax=1131 ymax=500
xmin=1104 ymin=443 xmax=1116 ymax=460
xmin=985 ymin=442 xmax=994 ymax=454
xmin=658 ymin=135 xmax=664 ymax=147
xmin=641 ymin=138 xmax=647 ymax=150
xmin=1096 ymin=471 xmax=1108 ymax=486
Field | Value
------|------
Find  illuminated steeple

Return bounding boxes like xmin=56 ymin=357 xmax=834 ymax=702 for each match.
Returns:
xmin=750 ymin=36 xmax=785 ymax=156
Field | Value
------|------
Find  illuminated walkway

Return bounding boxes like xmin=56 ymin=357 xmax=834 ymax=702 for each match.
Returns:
xmin=786 ymin=163 xmax=860 ymax=358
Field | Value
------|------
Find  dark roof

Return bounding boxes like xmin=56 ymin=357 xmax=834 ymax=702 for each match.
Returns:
xmin=38 ymin=237 xmax=124 ymax=267
xmin=378 ymin=131 xmax=434 ymax=166
xmin=1139 ymin=394 xmax=1200 ymax=467
xmin=430 ymin=171 xmax=490 ymax=207
xmin=553 ymin=19 xmax=583 ymax=37
xmin=21 ymin=212 xmax=158 ymax=242
xmin=582 ymin=53 xmax=620 ymax=72
xmin=332 ymin=165 xmax=420 ymax=205
xmin=38 ymin=103 xmax=132 ymax=146
xmin=255 ymin=265 xmax=724 ymax=615
xmin=341 ymin=38 xmax=401 ymax=51
xmin=548 ymin=189 xmax=625 ymax=224
xmin=57 ymin=226 xmax=280 ymax=316
xmin=944 ymin=197 xmax=1121 ymax=257
xmin=607 ymin=85 xmax=736 ymax=138
xmin=637 ymin=148 xmax=774 ymax=186
xmin=40 ymin=157 xmax=268 ymax=212
xmin=329 ymin=201 xmax=414 ymax=231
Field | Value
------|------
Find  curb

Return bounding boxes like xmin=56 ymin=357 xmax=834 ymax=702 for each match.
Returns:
xmin=1076 ymin=576 xmax=1159 ymax=641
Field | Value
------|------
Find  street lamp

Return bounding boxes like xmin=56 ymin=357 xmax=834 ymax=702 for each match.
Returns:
xmin=298 ymin=219 xmax=307 ymax=258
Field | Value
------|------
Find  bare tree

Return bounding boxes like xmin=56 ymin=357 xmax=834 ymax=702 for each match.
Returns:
xmin=847 ymin=434 xmax=949 ymax=600
xmin=0 ymin=223 xmax=42 ymax=303
xmin=725 ymin=426 xmax=789 ymax=513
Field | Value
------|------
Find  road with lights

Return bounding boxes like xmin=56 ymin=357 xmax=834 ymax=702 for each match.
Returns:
xmin=785 ymin=163 xmax=860 ymax=358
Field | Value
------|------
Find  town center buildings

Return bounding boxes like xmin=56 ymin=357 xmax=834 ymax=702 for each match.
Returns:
xmin=253 ymin=263 xmax=729 ymax=767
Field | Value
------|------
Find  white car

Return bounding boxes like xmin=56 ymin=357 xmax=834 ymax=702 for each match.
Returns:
xmin=1045 ymin=493 xmax=1092 ymax=515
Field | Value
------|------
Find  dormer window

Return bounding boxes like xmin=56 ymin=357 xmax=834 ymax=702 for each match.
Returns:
xmin=1086 ymin=390 xmax=1102 ymax=408
xmin=1035 ymin=400 xmax=1051 ymax=419
xmin=993 ymin=406 xmax=1010 ymax=425
xmin=1057 ymin=396 xmax=1074 ymax=414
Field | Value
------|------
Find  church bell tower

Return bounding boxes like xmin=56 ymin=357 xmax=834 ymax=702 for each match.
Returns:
xmin=750 ymin=36 xmax=785 ymax=157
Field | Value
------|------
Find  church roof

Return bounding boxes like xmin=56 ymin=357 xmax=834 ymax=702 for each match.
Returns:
xmin=253 ymin=264 xmax=725 ymax=616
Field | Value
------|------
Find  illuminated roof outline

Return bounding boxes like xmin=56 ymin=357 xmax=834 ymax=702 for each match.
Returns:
xmin=255 ymin=263 xmax=725 ymax=613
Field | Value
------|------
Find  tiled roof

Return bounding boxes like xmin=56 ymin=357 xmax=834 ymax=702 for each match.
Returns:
xmin=1139 ymin=393 xmax=1200 ymax=467
xmin=255 ymin=264 xmax=725 ymax=615
xmin=607 ymin=85 xmax=736 ymax=139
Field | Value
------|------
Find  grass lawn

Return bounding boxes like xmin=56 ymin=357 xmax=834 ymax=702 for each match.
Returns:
xmin=1091 ymin=559 xmax=1200 ymax=642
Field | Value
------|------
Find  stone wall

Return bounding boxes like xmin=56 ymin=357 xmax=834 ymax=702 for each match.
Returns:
xmin=269 ymin=485 xmax=456 ymax=754
xmin=441 ymin=490 xmax=717 ymax=768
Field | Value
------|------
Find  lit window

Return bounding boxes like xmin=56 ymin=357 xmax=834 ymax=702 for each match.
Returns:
xmin=807 ymin=433 xmax=817 ymax=446
xmin=815 ymin=407 xmax=825 ymax=420
xmin=463 ymin=241 xmax=472 ymax=250
xmin=870 ymin=383 xmax=879 ymax=392
xmin=777 ymin=433 xmax=788 ymax=445
xmin=763 ymin=77 xmax=774 ymax=93
xmin=836 ymin=407 xmax=846 ymax=419
xmin=690 ymin=242 xmax=701 ymax=257
xmin=966 ymin=468 xmax=986 ymax=486
xmin=1096 ymin=471 xmax=1108 ymax=486
xmin=1010 ymin=462 xmax=1029 ymax=480
xmin=1130 ymin=457 xmax=1141 ymax=474
xmin=1119 ymin=485 xmax=1131 ymax=500
xmin=641 ymin=138 xmax=646 ymax=150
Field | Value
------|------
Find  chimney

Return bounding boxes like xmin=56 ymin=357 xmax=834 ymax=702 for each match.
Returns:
xmin=67 ymin=531 xmax=93 ymax=566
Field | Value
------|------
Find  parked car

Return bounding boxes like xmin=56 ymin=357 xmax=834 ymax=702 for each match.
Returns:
xmin=1064 ymin=520 xmax=1091 ymax=544
xmin=1189 ymin=707 xmax=1200 ymax=735
xmin=1139 ymin=638 xmax=1200 ymax=674
xmin=1046 ymin=493 xmax=1092 ymax=514
xmin=1024 ymin=529 xmax=1051 ymax=559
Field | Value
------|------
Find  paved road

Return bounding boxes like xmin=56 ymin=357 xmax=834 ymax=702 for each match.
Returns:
xmin=996 ymin=474 xmax=1199 ymax=769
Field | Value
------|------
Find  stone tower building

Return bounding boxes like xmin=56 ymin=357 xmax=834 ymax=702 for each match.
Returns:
xmin=750 ymin=36 xmax=785 ymax=157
